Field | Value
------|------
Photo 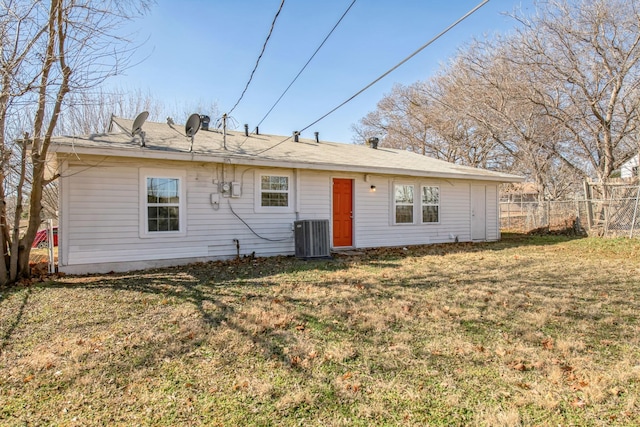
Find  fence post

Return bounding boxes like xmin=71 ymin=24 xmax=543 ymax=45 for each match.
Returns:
xmin=47 ymin=219 xmax=55 ymax=274
xmin=583 ymin=180 xmax=593 ymax=230
xmin=546 ymin=201 xmax=551 ymax=228
xmin=631 ymin=184 xmax=640 ymax=238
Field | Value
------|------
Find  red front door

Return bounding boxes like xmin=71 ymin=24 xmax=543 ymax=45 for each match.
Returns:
xmin=333 ymin=178 xmax=353 ymax=247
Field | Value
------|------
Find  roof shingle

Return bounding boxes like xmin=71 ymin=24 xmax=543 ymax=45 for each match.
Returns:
xmin=51 ymin=116 xmax=523 ymax=182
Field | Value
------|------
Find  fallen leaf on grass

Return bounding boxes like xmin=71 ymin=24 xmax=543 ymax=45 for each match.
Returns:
xmin=561 ymin=364 xmax=574 ymax=373
xmin=542 ymin=338 xmax=554 ymax=350
xmin=233 ymin=381 xmax=248 ymax=391
xmin=571 ymin=398 xmax=586 ymax=408
xmin=509 ymin=361 xmax=528 ymax=371
xmin=290 ymin=356 xmax=301 ymax=367
xmin=572 ymin=380 xmax=589 ymax=391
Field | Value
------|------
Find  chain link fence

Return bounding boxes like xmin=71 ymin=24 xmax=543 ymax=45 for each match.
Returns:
xmin=500 ymin=200 xmax=587 ymax=234
xmin=591 ymin=182 xmax=640 ymax=238
xmin=500 ymin=182 xmax=640 ymax=238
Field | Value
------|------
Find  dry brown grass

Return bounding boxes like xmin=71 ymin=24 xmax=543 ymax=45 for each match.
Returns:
xmin=1 ymin=234 xmax=639 ymax=425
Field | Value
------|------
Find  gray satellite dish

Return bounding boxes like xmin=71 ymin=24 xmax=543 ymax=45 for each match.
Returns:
xmin=132 ymin=111 xmax=149 ymax=135
xmin=185 ymin=113 xmax=201 ymax=152
xmin=132 ymin=111 xmax=149 ymax=147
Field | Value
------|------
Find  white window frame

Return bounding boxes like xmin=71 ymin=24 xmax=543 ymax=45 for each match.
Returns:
xmin=255 ymin=171 xmax=294 ymax=213
xmin=139 ymin=168 xmax=187 ymax=238
xmin=421 ymin=185 xmax=440 ymax=224
xmin=393 ymin=183 xmax=415 ymax=225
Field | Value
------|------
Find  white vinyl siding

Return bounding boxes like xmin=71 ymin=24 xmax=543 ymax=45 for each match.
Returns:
xmin=59 ymin=159 xmax=298 ymax=273
xmin=356 ymin=179 xmax=473 ymax=248
xmin=57 ymin=155 xmax=501 ymax=274
xmin=486 ymin=184 xmax=499 ymax=241
xmin=621 ymin=155 xmax=639 ymax=179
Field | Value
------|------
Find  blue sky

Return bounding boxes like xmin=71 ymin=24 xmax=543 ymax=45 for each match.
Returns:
xmin=111 ymin=0 xmax=535 ymax=143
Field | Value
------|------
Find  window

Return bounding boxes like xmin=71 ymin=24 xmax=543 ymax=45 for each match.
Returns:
xmin=394 ymin=184 xmax=414 ymax=224
xmin=147 ymin=178 xmax=180 ymax=232
xmin=139 ymin=168 xmax=186 ymax=237
xmin=259 ymin=174 xmax=290 ymax=207
xmin=421 ymin=186 xmax=439 ymax=223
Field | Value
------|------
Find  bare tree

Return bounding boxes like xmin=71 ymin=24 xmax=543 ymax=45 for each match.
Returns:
xmin=352 ymin=80 xmax=506 ymax=169
xmin=57 ymin=87 xmax=163 ymax=135
xmin=446 ymin=41 xmax=583 ymax=200
xmin=354 ymin=0 xmax=640 ymax=200
xmin=0 ymin=0 xmax=152 ymax=286
xmin=508 ymin=0 xmax=640 ymax=183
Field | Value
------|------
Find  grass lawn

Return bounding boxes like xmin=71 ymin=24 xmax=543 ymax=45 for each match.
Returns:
xmin=1 ymin=234 xmax=639 ymax=426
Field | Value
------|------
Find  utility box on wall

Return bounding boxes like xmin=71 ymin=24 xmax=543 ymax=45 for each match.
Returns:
xmin=294 ymin=219 xmax=331 ymax=259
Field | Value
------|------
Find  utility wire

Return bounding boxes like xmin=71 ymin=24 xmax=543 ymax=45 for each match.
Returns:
xmin=227 ymin=0 xmax=286 ymax=116
xmin=299 ymin=0 xmax=490 ymax=134
xmin=228 ymin=200 xmax=292 ymax=242
xmin=256 ymin=0 xmax=357 ymax=129
xmin=253 ymin=0 xmax=489 ymax=156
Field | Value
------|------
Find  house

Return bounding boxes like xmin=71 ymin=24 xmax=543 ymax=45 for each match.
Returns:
xmin=500 ymin=182 xmax=540 ymax=203
xmin=50 ymin=115 xmax=523 ymax=274
xmin=621 ymin=154 xmax=639 ymax=179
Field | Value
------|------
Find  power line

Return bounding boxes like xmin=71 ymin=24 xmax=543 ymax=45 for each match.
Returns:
xmin=227 ymin=0 xmax=286 ymax=116
xmin=299 ymin=0 xmax=490 ymax=134
xmin=253 ymin=0 xmax=489 ymax=155
xmin=256 ymin=0 xmax=357 ymax=129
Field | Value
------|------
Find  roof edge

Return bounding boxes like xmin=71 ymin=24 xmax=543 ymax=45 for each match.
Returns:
xmin=52 ymin=144 xmax=525 ymax=183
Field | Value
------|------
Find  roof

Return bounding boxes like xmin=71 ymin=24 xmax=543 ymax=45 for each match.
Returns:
xmin=51 ymin=116 xmax=524 ymax=183
xmin=502 ymin=182 xmax=540 ymax=195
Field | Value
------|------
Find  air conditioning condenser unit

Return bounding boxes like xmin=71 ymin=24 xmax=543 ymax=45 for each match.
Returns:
xmin=294 ymin=219 xmax=330 ymax=259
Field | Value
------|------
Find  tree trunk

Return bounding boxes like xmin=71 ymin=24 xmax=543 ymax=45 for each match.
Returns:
xmin=9 ymin=138 xmax=29 ymax=282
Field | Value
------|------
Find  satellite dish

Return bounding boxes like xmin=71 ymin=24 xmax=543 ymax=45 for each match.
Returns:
xmin=185 ymin=114 xmax=201 ymax=137
xmin=132 ymin=111 xmax=149 ymax=136
xmin=185 ymin=113 xmax=201 ymax=152
xmin=131 ymin=111 xmax=149 ymax=147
